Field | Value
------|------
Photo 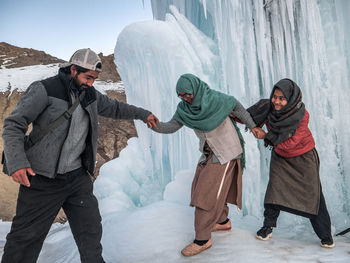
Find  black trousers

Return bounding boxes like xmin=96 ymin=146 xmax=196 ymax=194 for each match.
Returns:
xmin=263 ymin=189 xmax=332 ymax=240
xmin=1 ymin=168 xmax=104 ymax=263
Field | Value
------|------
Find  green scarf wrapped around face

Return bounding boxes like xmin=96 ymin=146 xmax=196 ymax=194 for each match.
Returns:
xmin=173 ymin=74 xmax=236 ymax=131
xmin=173 ymin=73 xmax=246 ymax=168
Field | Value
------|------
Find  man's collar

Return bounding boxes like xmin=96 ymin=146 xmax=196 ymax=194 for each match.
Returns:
xmin=70 ymin=83 xmax=79 ymax=98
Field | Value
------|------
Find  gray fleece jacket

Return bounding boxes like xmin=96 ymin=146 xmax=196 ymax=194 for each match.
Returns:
xmin=2 ymin=69 xmax=151 ymax=178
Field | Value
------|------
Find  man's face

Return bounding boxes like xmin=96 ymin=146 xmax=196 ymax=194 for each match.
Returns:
xmin=71 ymin=66 xmax=99 ymax=90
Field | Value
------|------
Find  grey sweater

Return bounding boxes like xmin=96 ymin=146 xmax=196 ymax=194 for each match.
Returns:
xmin=57 ymin=92 xmax=89 ymax=174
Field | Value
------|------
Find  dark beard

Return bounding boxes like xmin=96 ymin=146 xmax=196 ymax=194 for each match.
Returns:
xmin=73 ymin=76 xmax=88 ymax=91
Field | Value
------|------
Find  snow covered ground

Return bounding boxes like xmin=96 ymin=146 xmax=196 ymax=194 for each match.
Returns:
xmin=0 ymin=64 xmax=124 ymax=94
xmin=43 ymin=203 xmax=350 ymax=263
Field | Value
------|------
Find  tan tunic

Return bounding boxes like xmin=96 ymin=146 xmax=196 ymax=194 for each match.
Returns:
xmin=190 ymin=152 xmax=243 ymax=211
xmin=194 ymin=117 xmax=242 ymax=164
xmin=264 ymin=148 xmax=320 ymax=215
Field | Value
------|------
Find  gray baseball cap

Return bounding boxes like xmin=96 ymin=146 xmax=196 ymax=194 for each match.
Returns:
xmin=60 ymin=48 xmax=102 ymax=72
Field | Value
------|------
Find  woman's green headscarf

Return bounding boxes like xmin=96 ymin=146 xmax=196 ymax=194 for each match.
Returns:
xmin=173 ymin=73 xmax=246 ymax=168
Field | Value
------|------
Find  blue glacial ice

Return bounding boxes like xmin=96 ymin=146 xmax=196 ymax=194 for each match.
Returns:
xmin=112 ymin=0 xmax=350 ymax=227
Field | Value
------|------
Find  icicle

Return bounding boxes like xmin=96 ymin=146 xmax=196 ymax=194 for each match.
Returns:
xmin=202 ymin=0 xmax=207 ymax=19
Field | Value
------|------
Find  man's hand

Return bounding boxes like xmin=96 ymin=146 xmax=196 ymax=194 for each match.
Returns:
xmin=146 ymin=114 xmax=159 ymax=129
xmin=251 ymin=127 xmax=266 ymax=139
xmin=11 ymin=168 xmax=36 ymax=187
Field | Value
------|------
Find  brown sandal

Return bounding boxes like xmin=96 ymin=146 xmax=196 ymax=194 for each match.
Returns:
xmin=181 ymin=239 xmax=212 ymax=257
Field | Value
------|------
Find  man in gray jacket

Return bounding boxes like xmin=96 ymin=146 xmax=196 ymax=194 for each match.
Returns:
xmin=1 ymin=48 xmax=158 ymax=263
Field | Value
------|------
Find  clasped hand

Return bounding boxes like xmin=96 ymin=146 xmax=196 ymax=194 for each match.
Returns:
xmin=146 ymin=114 xmax=159 ymax=129
xmin=251 ymin=127 xmax=266 ymax=139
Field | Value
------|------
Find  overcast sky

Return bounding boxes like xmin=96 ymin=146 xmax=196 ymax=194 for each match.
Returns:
xmin=0 ymin=0 xmax=153 ymax=61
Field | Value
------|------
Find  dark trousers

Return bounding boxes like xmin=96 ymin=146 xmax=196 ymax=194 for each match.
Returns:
xmin=263 ymin=189 xmax=332 ymax=240
xmin=1 ymin=168 xmax=104 ymax=263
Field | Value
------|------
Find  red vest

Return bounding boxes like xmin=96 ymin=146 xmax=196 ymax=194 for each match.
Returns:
xmin=271 ymin=110 xmax=315 ymax=158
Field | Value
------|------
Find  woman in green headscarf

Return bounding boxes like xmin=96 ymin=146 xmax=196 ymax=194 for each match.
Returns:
xmin=153 ymin=73 xmax=263 ymax=256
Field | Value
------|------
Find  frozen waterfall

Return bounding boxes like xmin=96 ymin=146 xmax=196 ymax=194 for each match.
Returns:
xmin=112 ymin=0 xmax=350 ymax=228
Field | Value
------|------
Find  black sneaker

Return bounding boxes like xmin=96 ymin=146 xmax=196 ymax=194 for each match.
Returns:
xmin=321 ymin=237 xmax=335 ymax=248
xmin=256 ymin=226 xmax=273 ymax=241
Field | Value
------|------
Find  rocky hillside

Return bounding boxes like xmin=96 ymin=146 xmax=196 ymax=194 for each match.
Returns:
xmin=0 ymin=42 xmax=65 ymax=68
xmin=0 ymin=42 xmax=121 ymax=82
xmin=0 ymin=43 xmax=136 ymax=221
xmin=98 ymin=53 xmax=121 ymax=82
